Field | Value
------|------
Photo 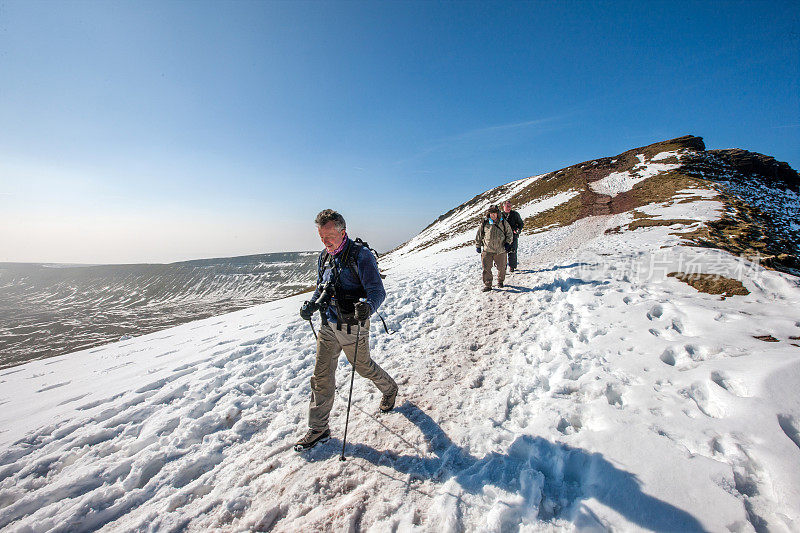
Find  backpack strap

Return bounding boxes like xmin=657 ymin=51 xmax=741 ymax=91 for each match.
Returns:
xmin=344 ymin=238 xmax=395 ymax=335
xmin=344 ymin=239 xmax=362 ymax=283
xmin=484 ymin=217 xmax=508 ymax=238
xmin=317 ymin=250 xmax=330 ymax=281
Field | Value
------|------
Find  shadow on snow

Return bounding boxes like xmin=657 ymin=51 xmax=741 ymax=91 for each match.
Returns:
xmin=301 ymin=402 xmax=706 ymax=531
xmin=499 ymin=278 xmax=609 ymax=294
xmin=512 ymin=262 xmax=594 ymax=275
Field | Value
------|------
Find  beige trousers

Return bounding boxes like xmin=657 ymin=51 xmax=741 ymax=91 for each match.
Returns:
xmin=308 ymin=320 xmax=397 ymax=432
xmin=481 ymin=251 xmax=507 ymax=288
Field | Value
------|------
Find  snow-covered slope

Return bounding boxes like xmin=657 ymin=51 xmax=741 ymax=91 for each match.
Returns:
xmin=0 ymin=252 xmax=318 ymax=369
xmin=2 ymin=138 xmax=800 ymax=532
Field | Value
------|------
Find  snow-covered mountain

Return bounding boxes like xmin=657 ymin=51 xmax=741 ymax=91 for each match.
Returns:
xmin=0 ymin=252 xmax=318 ymax=369
xmin=1 ymin=136 xmax=799 ymax=532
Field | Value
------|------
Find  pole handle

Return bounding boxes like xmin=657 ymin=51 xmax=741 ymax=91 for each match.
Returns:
xmin=357 ymin=297 xmax=367 ymax=327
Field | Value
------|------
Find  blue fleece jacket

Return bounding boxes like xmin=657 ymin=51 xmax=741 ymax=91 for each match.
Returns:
xmin=311 ymin=238 xmax=386 ymax=325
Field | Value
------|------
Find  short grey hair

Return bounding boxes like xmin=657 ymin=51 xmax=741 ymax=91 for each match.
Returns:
xmin=315 ymin=209 xmax=346 ymax=231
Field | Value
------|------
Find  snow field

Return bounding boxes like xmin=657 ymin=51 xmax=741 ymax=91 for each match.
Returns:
xmin=1 ymin=210 xmax=800 ymax=530
xmin=589 ymin=151 xmax=683 ymax=197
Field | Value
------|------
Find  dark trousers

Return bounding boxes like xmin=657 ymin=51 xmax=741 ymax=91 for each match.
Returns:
xmin=481 ymin=252 xmax=507 ymax=288
xmin=508 ymin=233 xmax=519 ymax=271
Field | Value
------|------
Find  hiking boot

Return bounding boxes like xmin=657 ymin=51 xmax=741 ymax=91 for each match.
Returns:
xmin=498 ymin=281 xmax=504 ymax=288
xmin=482 ymin=286 xmax=491 ymax=292
xmin=294 ymin=428 xmax=330 ymax=451
xmin=379 ymin=387 xmax=397 ymax=412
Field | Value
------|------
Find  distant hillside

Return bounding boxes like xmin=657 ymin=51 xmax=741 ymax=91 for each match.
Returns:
xmin=0 ymin=252 xmax=318 ymax=368
xmin=387 ymin=135 xmax=799 ymax=274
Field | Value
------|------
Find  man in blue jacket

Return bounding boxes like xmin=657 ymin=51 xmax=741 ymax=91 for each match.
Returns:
xmin=295 ymin=209 xmax=398 ymax=450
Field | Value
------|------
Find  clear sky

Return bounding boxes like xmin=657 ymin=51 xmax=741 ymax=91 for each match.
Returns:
xmin=1 ymin=0 xmax=798 ymax=264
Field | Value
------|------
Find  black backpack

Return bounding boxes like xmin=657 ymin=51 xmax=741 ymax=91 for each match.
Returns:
xmin=317 ymin=238 xmax=381 ymax=283
xmin=317 ymin=238 xmax=394 ymax=333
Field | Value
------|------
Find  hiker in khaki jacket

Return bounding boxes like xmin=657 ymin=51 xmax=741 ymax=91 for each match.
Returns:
xmin=475 ymin=205 xmax=513 ymax=291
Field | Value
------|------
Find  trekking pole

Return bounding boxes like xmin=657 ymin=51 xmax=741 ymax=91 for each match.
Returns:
xmin=307 ymin=319 xmax=317 ymax=340
xmin=340 ymin=301 xmax=365 ymax=461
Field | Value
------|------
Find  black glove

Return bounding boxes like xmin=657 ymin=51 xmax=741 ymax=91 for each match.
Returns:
xmin=300 ymin=300 xmax=317 ymax=320
xmin=476 ymin=247 xmax=482 ymax=254
xmin=354 ymin=300 xmax=371 ymax=322
xmin=504 ymin=243 xmax=512 ymax=252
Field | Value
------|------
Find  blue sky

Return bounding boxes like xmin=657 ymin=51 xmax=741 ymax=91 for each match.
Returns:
xmin=1 ymin=0 xmax=798 ymax=263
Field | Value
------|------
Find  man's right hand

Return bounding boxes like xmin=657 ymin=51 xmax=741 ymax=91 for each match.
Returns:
xmin=300 ymin=301 xmax=317 ymax=320
xmin=476 ymin=247 xmax=481 ymax=253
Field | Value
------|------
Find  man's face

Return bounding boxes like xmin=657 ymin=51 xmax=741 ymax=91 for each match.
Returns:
xmin=318 ymin=221 xmax=346 ymax=254
xmin=503 ymin=202 xmax=511 ymax=213
xmin=489 ymin=212 xmax=499 ymax=221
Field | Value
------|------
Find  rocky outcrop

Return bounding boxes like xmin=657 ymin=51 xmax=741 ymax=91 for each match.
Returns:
xmin=707 ymin=149 xmax=799 ymax=192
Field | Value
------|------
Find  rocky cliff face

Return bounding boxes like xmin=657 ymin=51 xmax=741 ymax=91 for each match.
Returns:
xmin=707 ymin=148 xmax=799 ymax=192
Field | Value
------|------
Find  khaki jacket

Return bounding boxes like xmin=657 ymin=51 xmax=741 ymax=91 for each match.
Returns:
xmin=476 ymin=217 xmax=512 ymax=253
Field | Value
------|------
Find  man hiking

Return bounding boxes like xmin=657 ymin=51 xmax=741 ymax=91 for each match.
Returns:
xmin=476 ymin=205 xmax=513 ymax=292
xmin=295 ymin=209 xmax=398 ymax=451
xmin=501 ymin=200 xmax=524 ymax=272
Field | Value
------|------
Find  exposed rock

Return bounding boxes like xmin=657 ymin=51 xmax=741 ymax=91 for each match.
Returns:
xmin=667 ymin=272 xmax=750 ymax=298
xmin=707 ymin=149 xmax=799 ymax=192
xmin=579 ymin=191 xmax=612 ymax=216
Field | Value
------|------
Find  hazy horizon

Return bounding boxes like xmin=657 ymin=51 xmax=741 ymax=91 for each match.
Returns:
xmin=0 ymin=249 xmax=321 ymax=267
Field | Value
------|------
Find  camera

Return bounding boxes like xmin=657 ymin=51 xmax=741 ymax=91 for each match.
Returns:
xmin=314 ymin=280 xmax=335 ymax=309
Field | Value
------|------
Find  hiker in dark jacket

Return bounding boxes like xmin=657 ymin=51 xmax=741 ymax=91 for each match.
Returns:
xmin=295 ymin=209 xmax=398 ymax=450
xmin=476 ymin=205 xmax=513 ymax=291
xmin=501 ymin=200 xmax=524 ymax=272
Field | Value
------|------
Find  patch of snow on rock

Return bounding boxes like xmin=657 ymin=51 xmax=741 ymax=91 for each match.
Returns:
xmin=590 ymin=152 xmax=682 ymax=197
xmin=516 ymin=190 xmax=579 ymax=221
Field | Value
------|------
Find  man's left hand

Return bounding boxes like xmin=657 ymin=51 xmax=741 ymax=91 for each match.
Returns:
xmin=354 ymin=301 xmax=371 ymax=322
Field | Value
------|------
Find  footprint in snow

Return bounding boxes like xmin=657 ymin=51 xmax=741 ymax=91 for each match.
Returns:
xmin=647 ymin=305 xmax=664 ymax=320
xmin=709 ymin=371 xmax=748 ymax=397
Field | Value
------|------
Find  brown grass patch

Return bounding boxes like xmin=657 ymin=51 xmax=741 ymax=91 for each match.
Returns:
xmin=524 ymin=194 xmax=584 ymax=231
xmin=628 ymin=218 xmax=699 ymax=231
xmin=667 ymin=272 xmax=750 ymax=298
xmin=611 ymin=171 xmax=708 ymax=215
xmin=605 ymin=210 xmax=699 ymax=232
xmin=753 ymin=335 xmax=779 ymax=342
